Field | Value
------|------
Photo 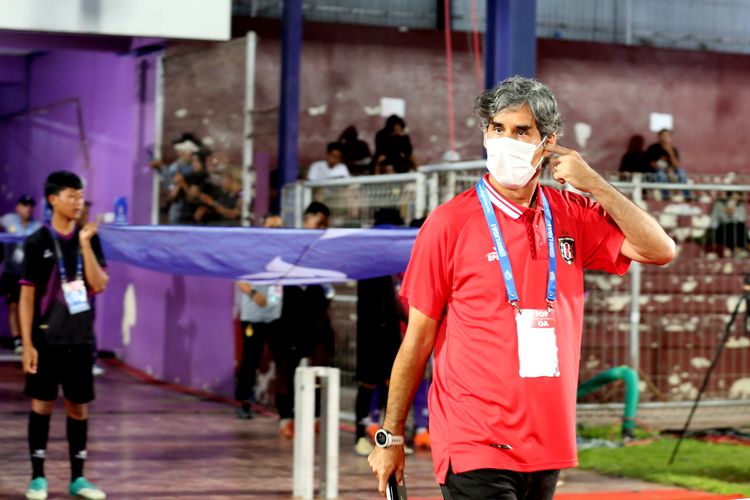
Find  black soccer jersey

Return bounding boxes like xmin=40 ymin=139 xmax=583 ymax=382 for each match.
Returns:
xmin=20 ymin=226 xmax=106 ymax=346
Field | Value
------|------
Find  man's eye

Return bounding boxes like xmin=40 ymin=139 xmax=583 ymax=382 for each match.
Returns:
xmin=518 ymin=130 xmax=527 ymax=136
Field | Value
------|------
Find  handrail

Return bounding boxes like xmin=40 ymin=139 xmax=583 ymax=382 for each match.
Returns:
xmin=418 ymin=160 xmax=485 ymax=173
xmin=302 ymin=172 xmax=422 ymax=188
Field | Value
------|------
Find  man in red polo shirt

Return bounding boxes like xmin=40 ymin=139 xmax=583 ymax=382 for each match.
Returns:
xmin=368 ymin=76 xmax=675 ymax=499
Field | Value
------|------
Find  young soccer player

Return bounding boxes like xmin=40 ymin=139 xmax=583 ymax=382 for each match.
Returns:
xmin=20 ymin=171 xmax=109 ymax=500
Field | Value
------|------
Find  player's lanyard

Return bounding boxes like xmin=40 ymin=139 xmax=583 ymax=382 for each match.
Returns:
xmin=49 ymin=228 xmax=83 ymax=283
xmin=475 ymin=181 xmax=557 ymax=312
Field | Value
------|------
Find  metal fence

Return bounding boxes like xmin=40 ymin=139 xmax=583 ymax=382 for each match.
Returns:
xmin=282 ymin=173 xmax=425 ymax=228
xmin=283 ymin=165 xmax=750 ymax=413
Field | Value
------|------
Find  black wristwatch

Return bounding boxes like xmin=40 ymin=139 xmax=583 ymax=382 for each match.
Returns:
xmin=249 ymin=289 xmax=257 ymax=297
xmin=375 ymin=429 xmax=405 ymax=448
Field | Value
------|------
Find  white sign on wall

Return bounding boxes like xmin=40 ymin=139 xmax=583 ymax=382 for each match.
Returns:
xmin=0 ymin=0 xmax=231 ymax=41
xmin=650 ymin=112 xmax=674 ymax=133
xmin=380 ymin=97 xmax=406 ymax=118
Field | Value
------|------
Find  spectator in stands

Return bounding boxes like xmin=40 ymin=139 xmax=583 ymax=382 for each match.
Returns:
xmin=618 ymin=135 xmax=649 ymax=176
xmin=709 ymin=191 xmax=748 ymax=255
xmin=1 ymin=195 xmax=42 ymax=354
xmin=167 ymin=170 xmax=196 ymax=224
xmin=195 ymin=167 xmax=242 ymax=225
xmin=163 ymin=133 xmax=202 ymax=181
xmin=354 ymin=208 xmax=408 ymax=456
xmin=234 ymin=213 xmax=284 ymax=419
xmin=373 ymin=115 xmax=416 ymax=174
xmin=338 ymin=126 xmax=372 ymax=174
xmin=275 ymin=202 xmax=335 ymax=439
xmin=645 ymin=129 xmax=690 ymax=198
xmin=306 ymin=143 xmax=351 ymax=181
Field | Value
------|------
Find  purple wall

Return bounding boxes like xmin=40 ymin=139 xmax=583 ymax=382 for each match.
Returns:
xmin=97 ymin=264 xmax=235 ymax=394
xmin=0 ymin=47 xmax=237 ymax=396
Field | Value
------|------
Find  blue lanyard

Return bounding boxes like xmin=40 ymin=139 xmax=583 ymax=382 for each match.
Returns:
xmin=475 ymin=181 xmax=557 ymax=311
xmin=49 ymin=227 xmax=84 ymax=283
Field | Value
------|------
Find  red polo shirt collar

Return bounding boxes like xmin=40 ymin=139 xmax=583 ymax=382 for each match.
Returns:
xmin=481 ymin=174 xmax=539 ymax=221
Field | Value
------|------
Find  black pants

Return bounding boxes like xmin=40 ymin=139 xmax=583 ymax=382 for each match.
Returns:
xmin=715 ymin=222 xmax=748 ymax=251
xmin=441 ymin=465 xmax=559 ymax=500
xmin=235 ymin=321 xmax=281 ymax=403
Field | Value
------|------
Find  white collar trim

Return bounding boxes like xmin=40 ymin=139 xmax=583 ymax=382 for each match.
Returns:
xmin=482 ymin=177 xmax=523 ymax=220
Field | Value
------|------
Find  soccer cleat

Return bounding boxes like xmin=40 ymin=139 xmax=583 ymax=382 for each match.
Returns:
xmin=235 ymin=404 xmax=252 ymax=420
xmin=69 ymin=477 xmax=106 ymax=499
xmin=279 ymin=418 xmax=294 ymax=439
xmin=354 ymin=436 xmax=374 ymax=456
xmin=414 ymin=429 xmax=431 ymax=449
xmin=25 ymin=477 xmax=47 ymax=500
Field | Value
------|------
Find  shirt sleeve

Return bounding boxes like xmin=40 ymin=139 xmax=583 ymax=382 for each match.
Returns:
xmin=399 ymin=208 xmax=453 ymax=321
xmin=90 ymin=234 xmax=107 ymax=268
xmin=579 ymin=199 xmax=631 ymax=276
xmin=307 ymin=163 xmax=320 ymax=181
xmin=20 ymin=234 xmax=42 ymax=286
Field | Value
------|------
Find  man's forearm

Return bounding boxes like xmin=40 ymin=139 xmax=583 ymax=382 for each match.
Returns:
xmin=382 ymin=312 xmax=437 ymax=435
xmin=81 ymin=245 xmax=108 ymax=292
xmin=589 ymin=179 xmax=675 ymax=264
xmin=19 ymin=286 xmax=34 ymax=347
xmin=382 ymin=347 xmax=431 ymax=435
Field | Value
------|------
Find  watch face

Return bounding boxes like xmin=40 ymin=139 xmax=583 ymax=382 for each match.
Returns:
xmin=375 ymin=430 xmax=388 ymax=446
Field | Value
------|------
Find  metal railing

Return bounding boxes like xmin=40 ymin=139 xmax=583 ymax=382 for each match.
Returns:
xmin=282 ymin=164 xmax=750 ymax=406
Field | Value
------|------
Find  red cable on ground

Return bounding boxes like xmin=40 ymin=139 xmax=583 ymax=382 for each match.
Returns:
xmin=470 ymin=0 xmax=484 ymax=91
xmin=444 ymin=0 xmax=457 ymax=152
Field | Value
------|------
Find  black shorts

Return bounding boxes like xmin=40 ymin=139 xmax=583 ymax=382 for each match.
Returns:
xmin=0 ymin=272 xmax=21 ymax=305
xmin=24 ymin=345 xmax=95 ymax=404
xmin=441 ymin=465 xmax=559 ymax=500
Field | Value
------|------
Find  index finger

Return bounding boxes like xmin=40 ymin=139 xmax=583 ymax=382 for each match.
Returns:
xmin=543 ymin=143 xmax=575 ymax=156
xmin=378 ymin=474 xmax=387 ymax=497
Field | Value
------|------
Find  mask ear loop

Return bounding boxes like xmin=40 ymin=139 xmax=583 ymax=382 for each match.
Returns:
xmin=532 ymin=135 xmax=549 ymax=169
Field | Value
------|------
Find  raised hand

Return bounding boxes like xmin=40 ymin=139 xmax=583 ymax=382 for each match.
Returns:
xmin=544 ymin=143 xmax=605 ymax=194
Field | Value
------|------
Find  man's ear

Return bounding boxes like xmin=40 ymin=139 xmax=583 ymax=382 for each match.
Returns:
xmin=546 ymin=133 xmax=557 ymax=148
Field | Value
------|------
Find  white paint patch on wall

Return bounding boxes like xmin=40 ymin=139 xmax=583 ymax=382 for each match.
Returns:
xmin=727 ymin=336 xmax=750 ymax=349
xmin=690 ymin=357 xmax=711 ymax=369
xmin=307 ymin=104 xmax=327 ymax=116
xmin=121 ymin=284 xmax=137 ymax=346
xmin=363 ymin=105 xmax=380 ymax=116
xmin=586 ymin=356 xmax=600 ymax=370
xmin=605 ymin=295 xmax=630 ymax=312
xmin=681 ymin=279 xmax=698 ymax=293
xmin=729 ymin=378 xmax=750 ymax=399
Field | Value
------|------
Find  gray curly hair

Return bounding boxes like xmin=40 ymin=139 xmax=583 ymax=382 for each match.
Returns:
xmin=474 ymin=76 xmax=564 ymax=138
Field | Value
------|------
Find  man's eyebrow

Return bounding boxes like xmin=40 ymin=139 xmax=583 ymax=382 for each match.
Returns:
xmin=489 ymin=121 xmax=533 ymax=130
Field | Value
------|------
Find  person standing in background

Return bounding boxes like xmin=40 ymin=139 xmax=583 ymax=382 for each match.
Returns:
xmin=234 ymin=214 xmax=284 ymax=419
xmin=1 ymin=195 xmax=42 ymax=354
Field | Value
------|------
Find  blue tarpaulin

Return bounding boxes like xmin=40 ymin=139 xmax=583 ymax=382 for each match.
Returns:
xmin=1 ymin=225 xmax=418 ymax=284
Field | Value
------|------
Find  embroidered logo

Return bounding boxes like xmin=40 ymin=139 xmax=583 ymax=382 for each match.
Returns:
xmin=487 ymin=250 xmax=498 ymax=262
xmin=558 ymin=237 xmax=575 ymax=265
xmin=43 ymin=249 xmax=54 ymax=259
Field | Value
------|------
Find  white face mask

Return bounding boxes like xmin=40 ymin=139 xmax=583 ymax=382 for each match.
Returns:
xmin=485 ymin=135 xmax=547 ymax=189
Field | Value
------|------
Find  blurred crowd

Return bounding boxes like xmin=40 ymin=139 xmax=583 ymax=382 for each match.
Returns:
xmin=305 ymin=115 xmax=418 ymax=181
xmin=153 ymin=133 xmax=242 ymax=226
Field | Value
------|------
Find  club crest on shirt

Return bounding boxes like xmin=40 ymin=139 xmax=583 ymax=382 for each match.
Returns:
xmin=558 ymin=237 xmax=575 ymax=265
